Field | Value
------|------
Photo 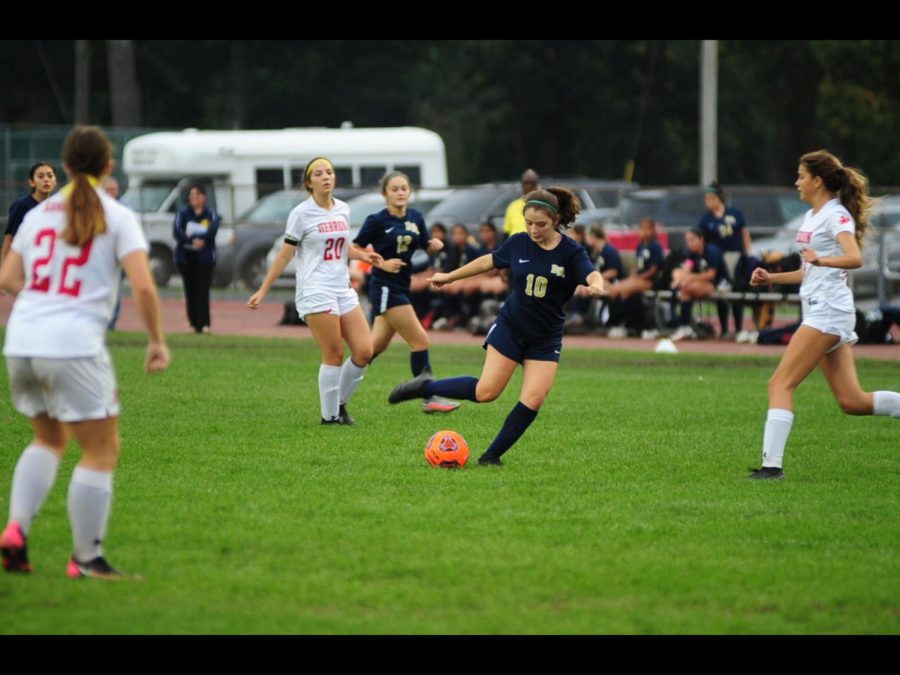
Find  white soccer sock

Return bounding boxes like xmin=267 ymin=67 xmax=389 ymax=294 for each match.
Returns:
xmin=318 ymin=364 xmax=342 ymax=421
xmin=762 ymin=408 xmax=794 ymax=468
xmin=873 ymin=391 xmax=900 ymax=418
xmin=339 ymin=358 xmax=367 ymax=406
xmin=9 ymin=444 xmax=60 ymax=535
xmin=67 ymin=466 xmax=113 ymax=562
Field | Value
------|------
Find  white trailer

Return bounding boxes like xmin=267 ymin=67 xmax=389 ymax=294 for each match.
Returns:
xmin=120 ymin=125 xmax=448 ymax=285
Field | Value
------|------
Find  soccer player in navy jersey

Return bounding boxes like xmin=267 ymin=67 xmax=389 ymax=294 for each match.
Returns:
xmin=1 ymin=162 xmax=57 ymax=270
xmin=669 ymin=228 xmax=729 ymax=341
xmin=353 ymin=171 xmax=459 ymax=414
xmin=697 ymin=182 xmax=751 ymax=338
xmin=388 ymin=187 xmax=606 ymax=465
xmin=606 ymin=218 xmax=665 ymax=337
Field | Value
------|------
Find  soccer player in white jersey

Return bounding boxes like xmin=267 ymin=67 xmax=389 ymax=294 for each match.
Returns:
xmin=247 ymin=157 xmax=383 ymax=425
xmin=748 ymin=150 xmax=900 ymax=479
xmin=0 ymin=126 xmax=170 ymax=577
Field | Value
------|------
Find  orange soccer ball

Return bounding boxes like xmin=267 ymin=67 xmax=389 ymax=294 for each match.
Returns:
xmin=424 ymin=430 xmax=470 ymax=468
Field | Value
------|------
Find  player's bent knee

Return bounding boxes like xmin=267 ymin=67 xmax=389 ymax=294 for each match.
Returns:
xmin=35 ymin=432 xmax=67 ymax=452
xmin=475 ymin=384 xmax=501 ymax=402
xmin=520 ymin=397 xmax=545 ymax=411
xmin=837 ymin=396 xmax=871 ymax=416
xmin=353 ymin=346 xmax=374 ymax=365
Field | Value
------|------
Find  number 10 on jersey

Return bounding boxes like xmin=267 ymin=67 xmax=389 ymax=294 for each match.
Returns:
xmin=524 ymin=273 xmax=548 ymax=298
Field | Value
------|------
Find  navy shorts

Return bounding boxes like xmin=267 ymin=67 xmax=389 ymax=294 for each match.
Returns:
xmin=370 ymin=279 xmax=411 ymax=317
xmin=483 ymin=318 xmax=562 ymax=363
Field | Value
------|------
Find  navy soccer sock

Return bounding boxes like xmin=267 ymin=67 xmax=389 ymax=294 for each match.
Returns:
xmin=679 ymin=300 xmax=694 ymax=326
xmin=717 ymin=300 xmax=730 ymax=334
xmin=481 ymin=401 xmax=539 ymax=461
xmin=411 ymin=350 xmax=431 ymax=377
xmin=426 ymin=376 xmax=479 ymax=402
xmin=733 ymin=304 xmax=745 ymax=333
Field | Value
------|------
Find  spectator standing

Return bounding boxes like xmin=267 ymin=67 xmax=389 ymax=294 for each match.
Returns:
xmin=173 ymin=185 xmax=219 ymax=334
xmin=502 ymin=169 xmax=540 ymax=238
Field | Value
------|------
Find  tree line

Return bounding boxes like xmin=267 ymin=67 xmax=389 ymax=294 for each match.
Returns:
xmin=2 ymin=40 xmax=899 ymax=187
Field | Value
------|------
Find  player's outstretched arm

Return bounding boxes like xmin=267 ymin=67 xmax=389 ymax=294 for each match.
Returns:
xmin=584 ymin=270 xmax=607 ymax=298
xmin=429 ymin=253 xmax=495 ymax=289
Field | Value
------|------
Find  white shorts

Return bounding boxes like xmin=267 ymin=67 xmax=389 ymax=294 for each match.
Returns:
xmin=6 ymin=349 xmax=120 ymax=422
xmin=801 ymin=299 xmax=858 ymax=353
xmin=295 ymin=287 xmax=360 ymax=322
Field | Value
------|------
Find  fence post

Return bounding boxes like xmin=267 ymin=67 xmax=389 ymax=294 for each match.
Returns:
xmin=877 ymin=227 xmax=886 ymax=306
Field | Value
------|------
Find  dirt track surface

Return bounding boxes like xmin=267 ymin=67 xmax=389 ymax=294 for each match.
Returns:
xmin=4 ymin=291 xmax=895 ymax=361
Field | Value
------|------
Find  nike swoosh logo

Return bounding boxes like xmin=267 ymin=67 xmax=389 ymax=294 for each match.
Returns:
xmin=554 ymin=350 xmax=560 ymax=354
xmin=518 ymin=259 xmax=530 ymax=263
xmin=386 ymin=227 xmax=395 ymax=233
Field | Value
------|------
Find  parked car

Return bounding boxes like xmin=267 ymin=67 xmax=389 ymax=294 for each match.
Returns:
xmin=751 ymin=196 xmax=900 ymax=299
xmin=426 ymin=179 xmax=638 ymax=234
xmin=607 ymin=185 xmax=808 ymax=252
xmin=263 ymin=188 xmax=454 ymax=285
xmin=226 ymin=188 xmax=367 ymax=289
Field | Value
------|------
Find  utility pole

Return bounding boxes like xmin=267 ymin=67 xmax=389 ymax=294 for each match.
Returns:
xmin=700 ymin=40 xmax=718 ymax=185
xmin=108 ymin=40 xmax=142 ymax=127
xmin=74 ymin=41 xmax=90 ymax=124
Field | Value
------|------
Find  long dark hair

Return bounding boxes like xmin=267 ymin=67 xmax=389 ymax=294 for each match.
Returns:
xmin=522 ymin=187 xmax=581 ymax=228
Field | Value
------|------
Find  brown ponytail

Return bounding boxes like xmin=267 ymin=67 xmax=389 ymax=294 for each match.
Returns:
xmin=800 ymin=150 xmax=874 ymax=246
xmin=523 ymin=187 xmax=582 ymax=228
xmin=61 ymin=126 xmax=112 ymax=247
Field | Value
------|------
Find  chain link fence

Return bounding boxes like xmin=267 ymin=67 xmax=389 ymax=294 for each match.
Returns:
xmin=0 ymin=124 xmax=161 ymax=226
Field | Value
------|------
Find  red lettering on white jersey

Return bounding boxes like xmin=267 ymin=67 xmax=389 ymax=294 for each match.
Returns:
xmin=317 ymin=221 xmax=348 ymax=233
xmin=796 ymin=231 xmax=812 ymax=244
xmin=839 ymin=215 xmax=850 ymax=224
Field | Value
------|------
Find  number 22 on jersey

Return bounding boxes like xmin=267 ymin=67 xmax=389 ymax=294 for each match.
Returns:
xmin=29 ymin=229 xmax=93 ymax=297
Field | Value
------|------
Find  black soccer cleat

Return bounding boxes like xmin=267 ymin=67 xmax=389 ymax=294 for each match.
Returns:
xmin=388 ymin=371 xmax=434 ymax=404
xmin=66 ymin=555 xmax=134 ymax=580
xmin=748 ymin=466 xmax=784 ymax=480
xmin=338 ymin=404 xmax=356 ymax=426
xmin=321 ymin=417 xmax=341 ymax=425
xmin=477 ymin=454 xmax=503 ymax=467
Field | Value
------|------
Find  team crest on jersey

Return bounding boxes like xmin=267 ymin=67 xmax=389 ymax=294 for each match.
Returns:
xmin=404 ymin=221 xmax=420 ymax=235
xmin=550 ymin=264 xmax=565 ymax=278
xmin=839 ymin=215 xmax=850 ymax=224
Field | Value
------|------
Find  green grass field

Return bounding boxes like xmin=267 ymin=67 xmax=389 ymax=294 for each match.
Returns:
xmin=1 ymin=331 xmax=898 ymax=634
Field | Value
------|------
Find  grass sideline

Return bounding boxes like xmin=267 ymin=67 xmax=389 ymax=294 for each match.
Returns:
xmin=0 ymin=330 xmax=898 ymax=634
